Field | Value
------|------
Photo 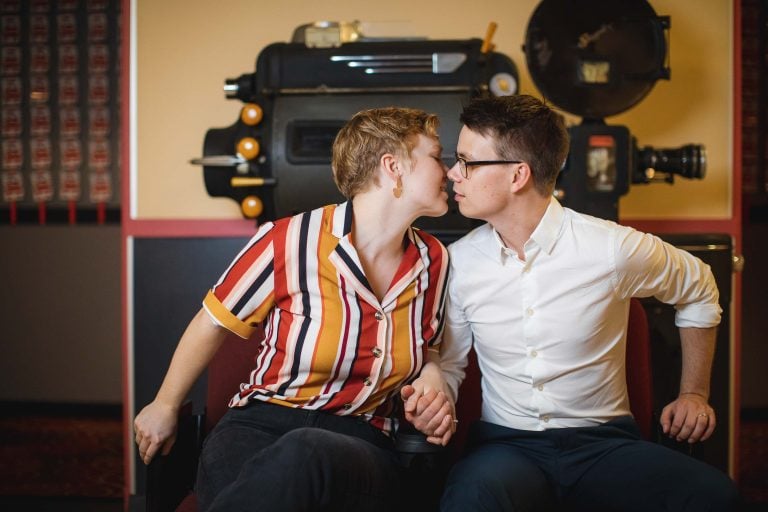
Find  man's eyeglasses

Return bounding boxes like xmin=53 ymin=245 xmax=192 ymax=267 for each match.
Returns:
xmin=455 ymin=154 xmax=523 ymax=179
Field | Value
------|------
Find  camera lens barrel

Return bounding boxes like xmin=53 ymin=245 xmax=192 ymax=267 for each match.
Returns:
xmin=636 ymin=144 xmax=706 ymax=181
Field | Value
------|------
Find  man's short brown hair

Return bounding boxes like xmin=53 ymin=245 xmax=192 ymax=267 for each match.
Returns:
xmin=460 ymin=94 xmax=569 ymax=197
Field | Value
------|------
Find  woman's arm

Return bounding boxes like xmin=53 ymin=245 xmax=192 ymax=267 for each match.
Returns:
xmin=133 ymin=308 xmax=229 ymax=464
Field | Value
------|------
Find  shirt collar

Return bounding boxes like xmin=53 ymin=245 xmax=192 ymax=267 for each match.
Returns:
xmin=330 ymin=199 xmax=417 ymax=246
xmin=487 ymin=197 xmax=565 ymax=262
xmin=529 ymin=197 xmax=564 ymax=255
xmin=331 ymin=200 xmax=354 ymax=239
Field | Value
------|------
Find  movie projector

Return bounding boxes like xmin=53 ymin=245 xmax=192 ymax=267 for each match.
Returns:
xmin=524 ymin=0 xmax=706 ymax=221
xmin=190 ymin=22 xmax=518 ymax=241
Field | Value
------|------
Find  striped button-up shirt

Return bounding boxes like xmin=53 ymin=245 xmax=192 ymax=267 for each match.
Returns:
xmin=203 ymin=201 xmax=449 ymax=434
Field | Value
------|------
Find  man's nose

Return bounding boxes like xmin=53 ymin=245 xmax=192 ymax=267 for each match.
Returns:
xmin=446 ymin=162 xmax=461 ymax=181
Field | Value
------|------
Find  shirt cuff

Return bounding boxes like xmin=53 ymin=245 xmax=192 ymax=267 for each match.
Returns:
xmin=203 ymin=290 xmax=256 ymax=339
xmin=675 ymin=303 xmax=722 ymax=328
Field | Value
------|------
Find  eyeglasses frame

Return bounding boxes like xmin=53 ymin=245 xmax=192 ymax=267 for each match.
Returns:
xmin=455 ymin=154 xmax=523 ymax=179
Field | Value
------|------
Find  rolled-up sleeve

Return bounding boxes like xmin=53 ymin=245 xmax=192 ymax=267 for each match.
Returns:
xmin=203 ymin=222 xmax=277 ymax=339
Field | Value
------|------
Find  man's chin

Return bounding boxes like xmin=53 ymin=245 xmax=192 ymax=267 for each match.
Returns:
xmin=457 ymin=204 xmax=482 ymax=220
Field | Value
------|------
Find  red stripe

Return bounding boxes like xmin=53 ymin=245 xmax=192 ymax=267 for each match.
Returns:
xmin=264 ymin=221 xmax=290 ymax=383
xmin=214 ymin=224 xmax=272 ymax=302
xmin=420 ymin=235 xmax=445 ymax=341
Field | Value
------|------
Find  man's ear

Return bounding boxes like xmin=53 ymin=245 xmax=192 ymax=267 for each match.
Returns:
xmin=510 ymin=162 xmax=532 ymax=192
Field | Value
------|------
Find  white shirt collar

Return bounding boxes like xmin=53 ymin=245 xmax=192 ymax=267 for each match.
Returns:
xmin=487 ymin=197 xmax=565 ymax=263
xmin=529 ymin=197 xmax=565 ymax=255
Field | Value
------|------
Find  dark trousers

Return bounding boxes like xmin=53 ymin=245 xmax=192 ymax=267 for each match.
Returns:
xmin=196 ymin=401 xmax=405 ymax=512
xmin=441 ymin=416 xmax=742 ymax=512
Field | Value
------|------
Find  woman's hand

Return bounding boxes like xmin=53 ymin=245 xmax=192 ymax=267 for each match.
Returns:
xmin=133 ymin=400 xmax=179 ymax=465
xmin=401 ymin=362 xmax=456 ymax=446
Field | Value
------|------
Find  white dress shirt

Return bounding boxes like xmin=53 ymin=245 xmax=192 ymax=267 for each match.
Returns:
xmin=439 ymin=198 xmax=722 ymax=431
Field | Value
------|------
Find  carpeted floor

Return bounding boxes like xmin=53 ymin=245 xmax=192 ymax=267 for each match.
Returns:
xmin=740 ymin=414 xmax=768 ymax=506
xmin=0 ymin=404 xmax=122 ymax=500
xmin=0 ymin=403 xmax=765 ymax=509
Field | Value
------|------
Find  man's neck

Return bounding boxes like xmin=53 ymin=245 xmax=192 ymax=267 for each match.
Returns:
xmin=490 ymin=194 xmax=551 ymax=258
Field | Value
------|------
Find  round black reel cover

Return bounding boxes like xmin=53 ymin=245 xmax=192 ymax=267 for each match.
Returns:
xmin=524 ymin=0 xmax=668 ymax=119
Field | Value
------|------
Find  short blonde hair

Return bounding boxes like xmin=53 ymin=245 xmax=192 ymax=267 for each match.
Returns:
xmin=332 ymin=107 xmax=440 ymax=198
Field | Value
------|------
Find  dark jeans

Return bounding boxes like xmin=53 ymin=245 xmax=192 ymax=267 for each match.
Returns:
xmin=441 ymin=416 xmax=742 ymax=512
xmin=196 ymin=401 xmax=405 ymax=512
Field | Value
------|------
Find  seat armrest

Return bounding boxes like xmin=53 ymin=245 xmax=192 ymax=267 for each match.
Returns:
xmin=395 ymin=424 xmax=450 ymax=512
xmin=146 ymin=401 xmax=205 ymax=512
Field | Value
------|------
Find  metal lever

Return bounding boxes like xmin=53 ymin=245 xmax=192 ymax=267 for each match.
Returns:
xmin=331 ymin=52 xmax=467 ymax=74
xmin=231 ymin=177 xmax=277 ymax=187
xmin=189 ymin=155 xmax=249 ymax=173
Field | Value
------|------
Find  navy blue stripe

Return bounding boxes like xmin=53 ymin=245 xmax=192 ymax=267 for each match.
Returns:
xmin=429 ymin=267 xmax=449 ymax=346
xmin=278 ymin=212 xmax=313 ymax=395
xmin=337 ymin=246 xmax=372 ymax=292
xmin=342 ymin=201 xmax=353 ymax=235
xmin=217 ymin=222 xmax=274 ymax=289
xmin=231 ymin=261 xmax=274 ymax=316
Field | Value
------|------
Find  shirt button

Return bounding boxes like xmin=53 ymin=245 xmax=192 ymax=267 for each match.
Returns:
xmin=537 ymin=384 xmax=544 ymax=391
xmin=364 ymin=377 xmax=372 ymax=386
xmin=530 ymin=350 xmax=538 ymax=358
xmin=374 ymin=311 xmax=384 ymax=321
xmin=372 ymin=347 xmax=383 ymax=358
xmin=542 ymin=415 xmax=550 ymax=423
xmin=522 ymin=266 xmax=530 ymax=273
xmin=526 ymin=308 xmax=534 ymax=317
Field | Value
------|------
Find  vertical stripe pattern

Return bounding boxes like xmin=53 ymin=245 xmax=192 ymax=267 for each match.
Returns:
xmin=202 ymin=202 xmax=449 ymax=434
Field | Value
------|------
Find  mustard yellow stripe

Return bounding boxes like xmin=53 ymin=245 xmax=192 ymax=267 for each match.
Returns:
xmin=382 ymin=282 xmax=419 ymax=391
xmin=300 ymin=211 xmax=345 ymax=396
xmin=204 ymin=290 xmax=256 ymax=339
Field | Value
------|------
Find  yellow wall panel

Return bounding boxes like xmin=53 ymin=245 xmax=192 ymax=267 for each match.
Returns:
xmin=134 ymin=0 xmax=733 ymax=220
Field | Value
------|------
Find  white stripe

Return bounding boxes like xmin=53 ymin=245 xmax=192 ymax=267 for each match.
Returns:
xmin=292 ymin=209 xmax=325 ymax=392
xmin=223 ymin=245 xmax=274 ymax=314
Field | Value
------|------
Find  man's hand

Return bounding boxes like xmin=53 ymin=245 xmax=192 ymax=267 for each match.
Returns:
xmin=660 ymin=392 xmax=716 ymax=444
xmin=133 ymin=401 xmax=179 ymax=465
xmin=401 ymin=379 xmax=456 ymax=446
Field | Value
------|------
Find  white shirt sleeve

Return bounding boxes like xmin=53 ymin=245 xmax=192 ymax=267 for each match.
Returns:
xmin=613 ymin=227 xmax=722 ymax=328
xmin=438 ymin=279 xmax=475 ymax=403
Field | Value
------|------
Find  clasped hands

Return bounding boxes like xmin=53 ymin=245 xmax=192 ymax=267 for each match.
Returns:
xmin=400 ymin=367 xmax=456 ymax=446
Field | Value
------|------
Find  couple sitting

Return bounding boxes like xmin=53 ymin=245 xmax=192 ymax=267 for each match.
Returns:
xmin=135 ymin=94 xmax=740 ymax=511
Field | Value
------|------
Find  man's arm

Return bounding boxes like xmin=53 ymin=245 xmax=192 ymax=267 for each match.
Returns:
xmin=659 ymin=325 xmax=718 ymax=443
xmin=134 ymin=308 xmax=229 ymax=464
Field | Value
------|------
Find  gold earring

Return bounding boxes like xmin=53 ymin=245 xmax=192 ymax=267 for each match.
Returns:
xmin=392 ymin=176 xmax=403 ymax=198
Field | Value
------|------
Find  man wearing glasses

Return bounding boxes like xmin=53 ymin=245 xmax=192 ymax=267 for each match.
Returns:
xmin=437 ymin=94 xmax=740 ymax=511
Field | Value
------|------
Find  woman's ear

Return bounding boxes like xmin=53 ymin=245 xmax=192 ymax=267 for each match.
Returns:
xmin=380 ymin=153 xmax=400 ymax=181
